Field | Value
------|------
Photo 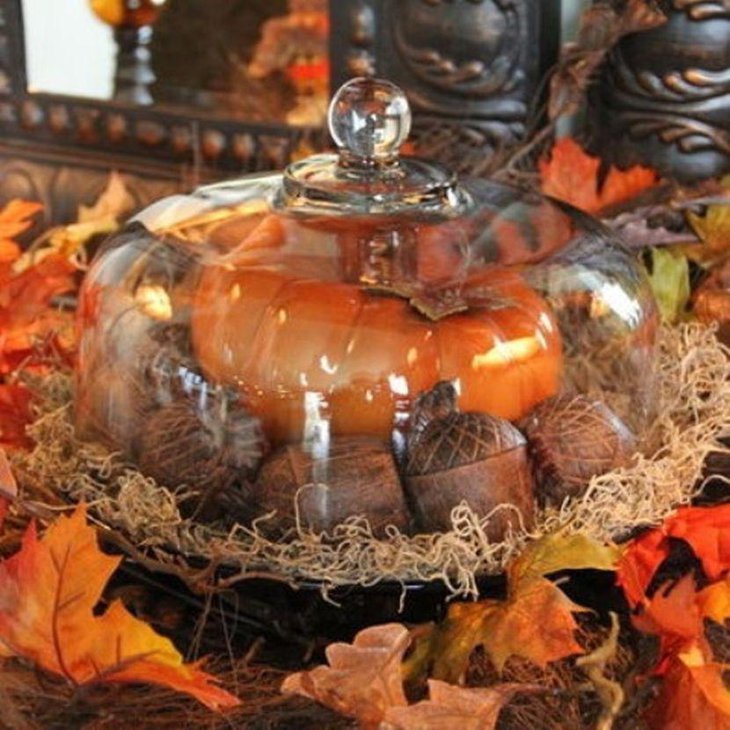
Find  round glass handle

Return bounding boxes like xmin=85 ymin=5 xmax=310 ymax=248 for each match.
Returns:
xmin=328 ymin=77 xmax=412 ymax=165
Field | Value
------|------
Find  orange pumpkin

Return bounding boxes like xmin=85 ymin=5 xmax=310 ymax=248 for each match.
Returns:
xmin=191 ymin=214 xmax=563 ymax=444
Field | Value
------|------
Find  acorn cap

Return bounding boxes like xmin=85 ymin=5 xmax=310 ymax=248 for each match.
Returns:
xmin=406 ymin=410 xmax=527 ymax=476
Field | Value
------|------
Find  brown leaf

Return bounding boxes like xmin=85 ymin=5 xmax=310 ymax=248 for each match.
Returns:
xmin=685 ymin=201 xmax=730 ymax=268
xmin=0 ymin=384 xmax=33 ymax=451
xmin=281 ymin=623 xmax=410 ymax=729
xmin=548 ymin=0 xmax=666 ymax=119
xmin=383 ymin=680 xmax=539 ymax=730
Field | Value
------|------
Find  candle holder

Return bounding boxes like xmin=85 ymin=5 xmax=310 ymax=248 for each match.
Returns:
xmin=89 ymin=0 xmax=168 ymax=106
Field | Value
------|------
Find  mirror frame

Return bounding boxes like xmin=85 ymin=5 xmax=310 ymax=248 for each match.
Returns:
xmin=0 ymin=0 xmax=322 ymax=182
xmin=0 ymin=0 xmax=561 ymax=223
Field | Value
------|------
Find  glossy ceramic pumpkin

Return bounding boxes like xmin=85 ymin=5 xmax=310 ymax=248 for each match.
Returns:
xmin=191 ymin=214 xmax=562 ymax=443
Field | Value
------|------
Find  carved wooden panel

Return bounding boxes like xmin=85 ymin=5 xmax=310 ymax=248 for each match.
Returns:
xmin=331 ymin=0 xmax=560 ymax=162
xmin=0 ymin=152 xmax=180 ymax=227
xmin=587 ymin=0 xmax=730 ymax=183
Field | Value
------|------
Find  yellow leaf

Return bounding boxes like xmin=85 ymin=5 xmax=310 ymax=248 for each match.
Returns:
xmin=78 ymin=172 xmax=134 ymax=225
xmin=0 ymin=504 xmax=239 ymax=711
xmin=510 ymin=531 xmax=622 ymax=588
xmin=685 ymin=203 xmax=730 ymax=268
xmin=430 ymin=532 xmax=620 ymax=679
xmin=47 ymin=217 xmax=119 ymax=261
xmin=646 ymin=247 xmax=691 ymax=324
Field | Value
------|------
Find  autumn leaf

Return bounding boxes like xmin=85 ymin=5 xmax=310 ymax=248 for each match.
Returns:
xmin=78 ymin=172 xmax=134 ymax=224
xmin=282 ymin=623 xmax=410 ymax=729
xmin=0 ymin=448 xmax=17 ymax=531
xmin=0 ymin=200 xmax=42 ymax=248
xmin=382 ymin=680 xmax=539 ymax=730
xmin=634 ymin=578 xmax=730 ymax=729
xmin=0 ymin=504 xmax=239 ymax=711
xmin=539 ymin=138 xmax=659 ymax=216
xmin=0 ymin=249 xmax=77 ymax=377
xmin=646 ymin=247 xmax=691 ymax=324
xmin=548 ymin=0 xmax=666 ymax=120
xmin=632 ymin=575 xmax=703 ymax=662
xmin=630 ymin=570 xmax=730 ymax=727
xmin=0 ymin=384 xmax=33 ymax=450
xmin=41 ymin=173 xmax=134 ymax=263
xmin=646 ymin=653 xmax=730 ymax=730
xmin=685 ymin=202 xmax=730 ymax=268
xmin=618 ymin=504 xmax=730 ymax=613
xmin=428 ymin=532 xmax=621 ymax=681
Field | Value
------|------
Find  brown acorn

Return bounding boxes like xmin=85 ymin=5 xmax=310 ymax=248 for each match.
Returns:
xmin=522 ymin=394 xmax=637 ymax=507
xmin=404 ymin=409 xmax=535 ymax=540
xmin=75 ymin=360 xmax=155 ymax=453
xmin=135 ymin=399 xmax=266 ymax=521
xmin=248 ymin=437 xmax=410 ymax=537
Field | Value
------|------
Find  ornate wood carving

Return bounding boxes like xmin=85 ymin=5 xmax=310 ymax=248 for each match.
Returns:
xmin=0 ymin=151 xmax=180 ymax=227
xmin=588 ymin=0 xmax=730 ymax=183
xmin=332 ymin=0 xmax=559 ymax=163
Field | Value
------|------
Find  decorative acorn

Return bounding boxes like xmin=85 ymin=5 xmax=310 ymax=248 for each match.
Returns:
xmin=404 ymin=382 xmax=535 ymax=540
xmin=248 ymin=437 xmax=410 ymax=536
xmin=522 ymin=394 xmax=637 ymax=507
xmin=135 ymin=398 xmax=267 ymax=521
xmin=75 ymin=359 xmax=155 ymax=453
xmin=141 ymin=321 xmax=204 ymax=407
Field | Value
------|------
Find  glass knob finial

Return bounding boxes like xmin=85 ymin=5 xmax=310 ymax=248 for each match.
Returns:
xmin=328 ymin=77 xmax=411 ymax=163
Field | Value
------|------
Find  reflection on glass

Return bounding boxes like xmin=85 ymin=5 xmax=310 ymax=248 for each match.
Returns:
xmin=22 ymin=0 xmax=329 ymax=126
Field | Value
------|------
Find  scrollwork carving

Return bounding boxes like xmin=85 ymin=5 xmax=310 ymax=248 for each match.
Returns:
xmin=673 ymin=0 xmax=730 ymax=21
xmin=610 ymin=47 xmax=730 ymax=102
xmin=391 ymin=0 xmax=525 ymax=98
xmin=588 ymin=0 xmax=730 ymax=181
xmin=622 ymin=111 xmax=730 ymax=154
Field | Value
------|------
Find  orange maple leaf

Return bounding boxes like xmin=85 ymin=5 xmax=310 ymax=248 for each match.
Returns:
xmin=383 ymin=679 xmax=541 ymax=730
xmin=426 ymin=532 xmax=621 ymax=682
xmin=0 ymin=243 xmax=77 ymax=379
xmin=0 ymin=200 xmax=42 ymax=247
xmin=618 ymin=505 xmax=730 ymax=610
xmin=0 ymin=504 xmax=239 ymax=711
xmin=631 ymin=573 xmax=730 ymax=727
xmin=282 ymin=623 xmax=410 ymax=729
xmin=539 ymin=138 xmax=658 ymax=216
xmin=646 ymin=653 xmax=730 ymax=730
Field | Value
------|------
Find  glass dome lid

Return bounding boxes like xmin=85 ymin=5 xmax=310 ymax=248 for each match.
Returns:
xmin=75 ymin=77 xmax=658 ymax=539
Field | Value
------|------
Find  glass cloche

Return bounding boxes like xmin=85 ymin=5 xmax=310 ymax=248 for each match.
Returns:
xmin=75 ymin=78 xmax=658 ymax=539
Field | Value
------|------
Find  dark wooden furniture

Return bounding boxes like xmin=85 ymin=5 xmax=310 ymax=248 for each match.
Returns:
xmin=588 ymin=0 xmax=730 ymax=183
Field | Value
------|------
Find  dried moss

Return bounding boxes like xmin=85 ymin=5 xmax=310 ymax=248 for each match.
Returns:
xmin=11 ymin=324 xmax=730 ymax=598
